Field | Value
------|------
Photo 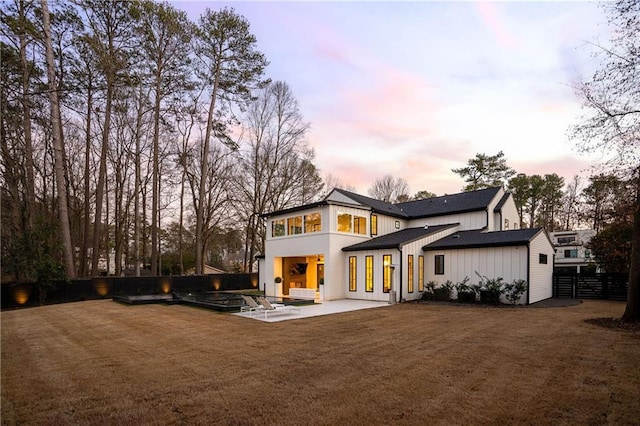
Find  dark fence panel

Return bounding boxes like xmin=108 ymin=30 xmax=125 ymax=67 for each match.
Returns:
xmin=553 ymin=273 xmax=628 ymax=301
xmin=1 ymin=273 xmax=258 ymax=310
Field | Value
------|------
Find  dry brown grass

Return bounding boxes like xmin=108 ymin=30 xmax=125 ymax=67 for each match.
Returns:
xmin=2 ymin=299 xmax=639 ymax=425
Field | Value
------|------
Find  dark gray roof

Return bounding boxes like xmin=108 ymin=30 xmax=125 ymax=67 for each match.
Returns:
xmin=422 ymin=228 xmax=544 ymax=251
xmin=342 ymin=224 xmax=458 ymax=252
xmin=332 ymin=188 xmax=408 ymax=218
xmin=397 ymin=186 xmax=502 ymax=218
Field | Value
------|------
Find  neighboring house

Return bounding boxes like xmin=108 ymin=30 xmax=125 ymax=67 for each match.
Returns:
xmin=258 ymin=186 xmax=555 ymax=305
xmin=549 ymin=230 xmax=597 ymax=274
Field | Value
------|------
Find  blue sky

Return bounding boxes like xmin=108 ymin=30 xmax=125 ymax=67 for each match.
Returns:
xmin=170 ymin=0 xmax=609 ymax=195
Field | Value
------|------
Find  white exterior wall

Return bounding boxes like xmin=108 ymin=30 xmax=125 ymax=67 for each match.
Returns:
xmin=425 ymin=246 xmax=529 ymax=302
xmin=408 ymin=210 xmax=486 ymax=231
xmin=492 ymin=196 xmax=520 ymax=231
xmin=528 ymin=233 xmax=554 ymax=304
xmin=400 ymin=227 xmax=460 ymax=302
xmin=374 ymin=214 xmax=407 ymax=236
xmin=343 ymin=250 xmax=400 ymax=301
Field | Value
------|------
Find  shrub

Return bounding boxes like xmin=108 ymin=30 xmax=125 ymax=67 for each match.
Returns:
xmin=504 ymin=279 xmax=527 ymax=304
xmin=475 ymin=272 xmax=505 ymax=304
xmin=454 ymin=276 xmax=477 ymax=303
xmin=421 ymin=281 xmax=437 ymax=301
xmin=434 ymin=280 xmax=453 ymax=301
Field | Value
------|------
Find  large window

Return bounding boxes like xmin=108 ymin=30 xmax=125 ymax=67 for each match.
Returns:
xmin=349 ymin=257 xmax=357 ymax=292
xmin=383 ymin=254 xmax=392 ymax=293
xmin=354 ymin=216 xmax=367 ymax=235
xmin=271 ymin=212 xmax=321 ymax=238
xmin=337 ymin=213 xmax=352 ymax=232
xmin=272 ymin=219 xmax=285 ymax=237
xmin=304 ymin=213 xmax=321 ymax=233
xmin=557 ymin=236 xmax=576 ymax=245
xmin=287 ymin=216 xmax=302 ymax=235
xmin=371 ymin=214 xmax=378 ymax=236
xmin=418 ymin=256 xmax=424 ymax=292
xmin=407 ymin=255 xmax=414 ymax=293
xmin=564 ymin=249 xmax=578 ymax=258
xmin=435 ymin=255 xmax=445 ymax=275
xmin=365 ymin=256 xmax=374 ymax=292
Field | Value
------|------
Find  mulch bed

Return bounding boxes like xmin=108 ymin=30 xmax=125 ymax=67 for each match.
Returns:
xmin=585 ymin=317 xmax=640 ymax=333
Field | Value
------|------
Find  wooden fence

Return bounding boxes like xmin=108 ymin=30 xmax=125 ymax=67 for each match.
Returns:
xmin=552 ymin=273 xmax=628 ymax=301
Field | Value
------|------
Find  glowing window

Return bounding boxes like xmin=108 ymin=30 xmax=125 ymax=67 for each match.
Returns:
xmin=371 ymin=214 xmax=378 ymax=236
xmin=304 ymin=212 xmax=321 ymax=233
xmin=365 ymin=256 xmax=374 ymax=292
xmin=408 ymin=255 xmax=414 ymax=293
xmin=354 ymin=216 xmax=367 ymax=235
xmin=337 ymin=213 xmax=352 ymax=232
xmin=288 ymin=216 xmax=302 ymax=235
xmin=349 ymin=257 xmax=357 ymax=292
xmin=418 ymin=256 xmax=424 ymax=291
xmin=383 ymin=254 xmax=392 ymax=293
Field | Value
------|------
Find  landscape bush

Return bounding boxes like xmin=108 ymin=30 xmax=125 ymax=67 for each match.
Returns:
xmin=475 ymin=272 xmax=505 ymax=304
xmin=421 ymin=281 xmax=437 ymax=301
xmin=434 ymin=280 xmax=453 ymax=301
xmin=454 ymin=276 xmax=478 ymax=303
xmin=504 ymin=279 xmax=528 ymax=304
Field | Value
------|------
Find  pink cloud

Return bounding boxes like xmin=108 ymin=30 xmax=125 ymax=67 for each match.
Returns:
xmin=474 ymin=2 xmax=517 ymax=49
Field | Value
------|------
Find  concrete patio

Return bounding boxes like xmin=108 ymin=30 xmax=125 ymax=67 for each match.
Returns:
xmin=233 ymin=299 xmax=391 ymax=322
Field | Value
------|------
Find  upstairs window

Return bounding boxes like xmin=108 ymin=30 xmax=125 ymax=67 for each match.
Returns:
xmin=354 ymin=216 xmax=367 ymax=235
xmin=371 ymin=214 xmax=378 ymax=236
xmin=304 ymin=213 xmax=321 ymax=233
xmin=272 ymin=219 xmax=285 ymax=237
xmin=288 ymin=216 xmax=302 ymax=235
xmin=337 ymin=213 xmax=352 ymax=232
xmin=504 ymin=219 xmax=509 ymax=230
xmin=539 ymin=253 xmax=548 ymax=264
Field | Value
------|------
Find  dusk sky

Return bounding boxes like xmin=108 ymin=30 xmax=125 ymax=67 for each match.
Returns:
xmin=170 ymin=0 xmax=610 ymax=196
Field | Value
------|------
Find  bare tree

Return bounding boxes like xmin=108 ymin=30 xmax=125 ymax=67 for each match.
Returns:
xmin=368 ymin=175 xmax=410 ymax=203
xmin=41 ymin=0 xmax=75 ymax=278
xmin=192 ymin=7 xmax=268 ymax=274
xmin=570 ymin=0 xmax=639 ymax=322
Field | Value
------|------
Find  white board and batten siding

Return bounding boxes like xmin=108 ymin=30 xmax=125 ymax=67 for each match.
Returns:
xmin=401 ymin=227 xmax=461 ymax=301
xmin=425 ymin=246 xmax=528 ymax=291
xmin=408 ymin=211 xmax=486 ymax=232
xmin=528 ymin=232 xmax=554 ymax=304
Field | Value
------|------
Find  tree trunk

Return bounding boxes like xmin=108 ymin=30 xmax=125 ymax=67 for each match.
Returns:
xmin=622 ymin=169 xmax=640 ymax=323
xmin=19 ymin=0 xmax=36 ymax=230
xmin=196 ymin=66 xmax=220 ymax=274
xmin=41 ymin=0 xmax=76 ymax=279
xmin=80 ymin=79 xmax=92 ymax=277
xmin=150 ymin=76 xmax=162 ymax=276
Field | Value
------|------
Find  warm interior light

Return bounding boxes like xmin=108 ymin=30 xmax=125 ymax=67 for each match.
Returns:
xmin=161 ymin=280 xmax=171 ymax=294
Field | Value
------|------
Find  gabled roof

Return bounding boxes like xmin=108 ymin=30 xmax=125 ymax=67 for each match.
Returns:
xmin=262 ymin=186 xmax=505 ymax=219
xmin=342 ymin=224 xmax=459 ymax=252
xmin=493 ymin=192 xmax=512 ymax=212
xmin=396 ymin=186 xmax=502 ymax=218
xmin=422 ymin=228 xmax=544 ymax=251
xmin=330 ymin=188 xmax=408 ymax=218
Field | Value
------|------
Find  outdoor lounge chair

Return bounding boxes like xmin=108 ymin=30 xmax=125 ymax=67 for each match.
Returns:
xmin=256 ymin=297 xmax=300 ymax=319
xmin=240 ymin=295 xmax=264 ymax=315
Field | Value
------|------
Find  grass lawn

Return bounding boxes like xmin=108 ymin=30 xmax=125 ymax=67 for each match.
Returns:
xmin=2 ymin=299 xmax=639 ymax=425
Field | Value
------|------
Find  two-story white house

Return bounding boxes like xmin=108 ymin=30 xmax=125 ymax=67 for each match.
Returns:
xmin=258 ymin=186 xmax=554 ymax=305
xmin=550 ymin=230 xmax=598 ymax=274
